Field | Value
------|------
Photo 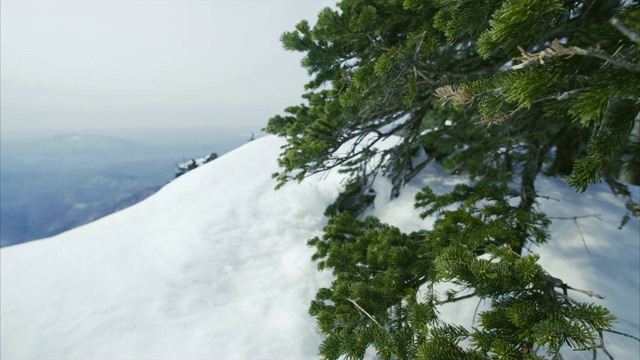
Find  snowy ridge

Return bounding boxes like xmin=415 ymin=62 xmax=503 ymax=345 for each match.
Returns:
xmin=1 ymin=135 xmax=638 ymax=359
xmin=1 ymin=136 xmax=340 ymax=358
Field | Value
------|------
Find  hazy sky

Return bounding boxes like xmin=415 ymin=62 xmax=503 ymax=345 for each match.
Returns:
xmin=1 ymin=0 xmax=335 ymax=135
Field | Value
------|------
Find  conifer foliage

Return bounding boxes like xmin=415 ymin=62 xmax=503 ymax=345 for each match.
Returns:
xmin=267 ymin=0 xmax=639 ymax=358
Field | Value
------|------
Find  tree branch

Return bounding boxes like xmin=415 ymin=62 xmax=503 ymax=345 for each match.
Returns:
xmin=554 ymin=285 xmax=606 ymax=301
xmin=598 ymin=331 xmax=615 ymax=360
xmin=435 ymin=292 xmax=477 ymax=306
xmin=548 ymin=214 xmax=602 ymax=221
xmin=610 ymin=17 xmax=639 ymax=43
xmin=512 ymin=40 xmax=640 ymax=73
xmin=606 ymin=329 xmax=640 ymax=343
xmin=346 ymin=298 xmax=383 ymax=328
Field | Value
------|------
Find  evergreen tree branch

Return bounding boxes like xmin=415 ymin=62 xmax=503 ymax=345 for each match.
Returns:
xmin=277 ymin=2 xmax=637 ymax=358
xmin=434 ymin=84 xmax=475 ymax=105
xmin=532 ymin=89 xmax=586 ymax=103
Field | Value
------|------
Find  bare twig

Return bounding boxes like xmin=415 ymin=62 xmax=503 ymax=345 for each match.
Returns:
xmin=346 ymin=298 xmax=383 ymax=328
xmin=574 ymin=217 xmax=592 ymax=261
xmin=607 ymin=329 xmax=640 ymax=342
xmin=549 ymin=214 xmax=602 ymax=260
xmin=570 ymin=287 xmax=606 ymax=299
xmin=472 ymin=298 xmax=483 ymax=326
xmin=537 ymin=195 xmax=560 ymax=202
xmin=573 ymin=329 xmax=640 ymax=359
xmin=435 ymin=84 xmax=474 ymax=105
xmin=529 ymin=89 xmax=585 ymax=103
xmin=573 ymin=348 xmax=598 ymax=359
xmin=610 ymin=17 xmax=640 ymax=43
xmin=435 ymin=292 xmax=477 ymax=306
xmin=512 ymin=40 xmax=640 ymax=73
xmin=548 ymin=214 xmax=602 ymax=221
xmin=560 ymin=291 xmax=580 ymax=306
xmin=550 ymin=274 xmax=606 ymax=300
xmin=599 ymin=331 xmax=615 ymax=360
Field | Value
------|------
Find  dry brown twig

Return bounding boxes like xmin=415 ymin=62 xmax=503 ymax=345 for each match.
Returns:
xmin=434 ymin=84 xmax=474 ymax=105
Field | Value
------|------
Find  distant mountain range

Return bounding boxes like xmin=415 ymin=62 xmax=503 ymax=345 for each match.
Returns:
xmin=0 ymin=129 xmax=251 ymax=247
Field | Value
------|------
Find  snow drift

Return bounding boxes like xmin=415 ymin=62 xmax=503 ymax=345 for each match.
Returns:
xmin=1 ymin=135 xmax=638 ymax=359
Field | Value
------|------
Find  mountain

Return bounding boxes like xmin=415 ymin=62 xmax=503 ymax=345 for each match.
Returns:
xmin=1 ymin=136 xmax=638 ymax=359
xmin=1 ymin=133 xmax=151 ymax=170
xmin=0 ymin=130 xmax=249 ymax=246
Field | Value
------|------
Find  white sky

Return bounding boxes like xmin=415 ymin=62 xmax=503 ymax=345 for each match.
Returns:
xmin=0 ymin=0 xmax=335 ymax=135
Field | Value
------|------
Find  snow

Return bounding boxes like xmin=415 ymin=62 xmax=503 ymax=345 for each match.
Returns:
xmin=1 ymin=135 xmax=639 ymax=359
xmin=177 ymin=154 xmax=216 ymax=170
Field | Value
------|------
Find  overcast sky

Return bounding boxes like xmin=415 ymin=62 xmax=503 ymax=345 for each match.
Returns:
xmin=1 ymin=0 xmax=335 ymax=136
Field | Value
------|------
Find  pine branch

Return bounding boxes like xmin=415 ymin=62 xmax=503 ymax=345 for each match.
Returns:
xmin=284 ymin=3 xmax=639 ymax=359
xmin=434 ymin=84 xmax=474 ymax=105
xmin=531 ymin=89 xmax=585 ymax=103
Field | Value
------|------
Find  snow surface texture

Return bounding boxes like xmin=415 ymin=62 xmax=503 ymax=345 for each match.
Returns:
xmin=1 ymin=135 xmax=639 ymax=359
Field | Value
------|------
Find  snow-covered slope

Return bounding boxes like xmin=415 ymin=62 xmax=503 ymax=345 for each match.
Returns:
xmin=1 ymin=136 xmax=340 ymax=358
xmin=1 ymin=135 xmax=638 ymax=359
